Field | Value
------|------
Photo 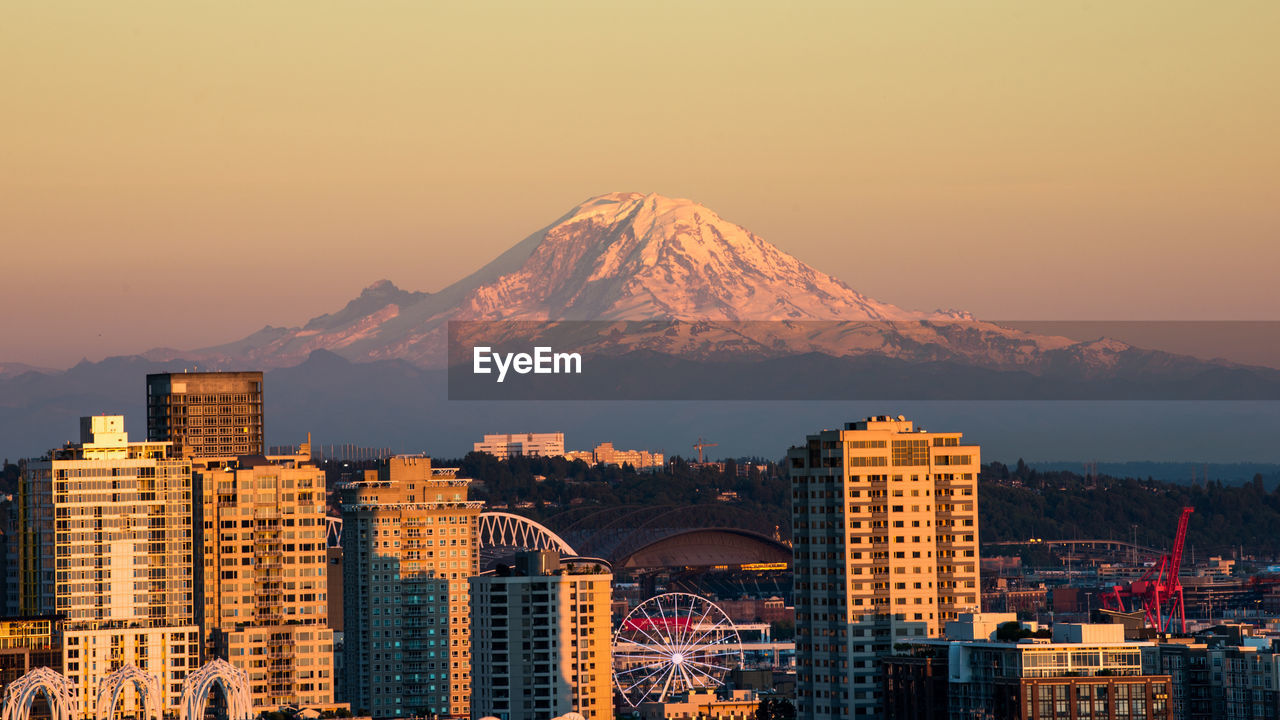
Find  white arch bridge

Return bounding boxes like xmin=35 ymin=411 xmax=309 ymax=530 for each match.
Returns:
xmin=477 ymin=511 xmax=577 ymax=569
xmin=1 ymin=660 xmax=252 ymax=720
xmin=326 ymin=510 xmax=576 ymax=561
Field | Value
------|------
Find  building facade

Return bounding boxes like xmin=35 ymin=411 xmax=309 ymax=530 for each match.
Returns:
xmin=636 ymin=689 xmax=761 ymax=720
xmin=473 ymin=433 xmax=565 ymax=460
xmin=340 ymin=456 xmax=482 ymax=718
xmin=884 ymin=622 xmax=1172 ymax=720
xmin=588 ymin=443 xmax=664 ymax=470
xmin=0 ymin=615 xmax=62 ymax=688
xmin=470 ymin=551 xmax=613 ymax=720
xmin=146 ymin=371 xmax=265 ymax=458
xmin=20 ymin=416 xmax=200 ymax=717
xmin=193 ymin=450 xmax=336 ymax=710
xmin=1156 ymin=637 xmax=1280 ymax=720
xmin=789 ymin=415 xmax=981 ymax=720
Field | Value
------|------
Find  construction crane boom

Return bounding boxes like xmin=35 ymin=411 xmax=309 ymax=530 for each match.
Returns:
xmin=693 ymin=438 xmax=718 ymax=464
xmin=1101 ymin=506 xmax=1194 ymax=633
xmin=1169 ymin=506 xmax=1194 ymax=579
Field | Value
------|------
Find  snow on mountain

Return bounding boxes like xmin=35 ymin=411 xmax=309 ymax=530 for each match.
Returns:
xmin=177 ymin=192 xmax=1090 ymax=369
xmin=458 ymin=192 xmax=915 ymax=322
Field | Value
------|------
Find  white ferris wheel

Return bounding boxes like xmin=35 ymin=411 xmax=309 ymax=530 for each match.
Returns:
xmin=612 ymin=592 xmax=744 ymax=706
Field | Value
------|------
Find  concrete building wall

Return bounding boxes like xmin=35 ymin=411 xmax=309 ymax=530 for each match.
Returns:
xmin=473 ymin=433 xmax=565 ymax=460
xmin=63 ymin=626 xmax=201 ymax=718
xmin=470 ymin=552 xmax=613 ymax=720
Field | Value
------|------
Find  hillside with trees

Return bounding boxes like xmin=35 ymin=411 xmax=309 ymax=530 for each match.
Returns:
xmin=371 ymin=454 xmax=1280 ymax=555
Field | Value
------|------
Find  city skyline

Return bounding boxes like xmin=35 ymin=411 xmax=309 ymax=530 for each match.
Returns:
xmin=4 ymin=2 xmax=1280 ymax=366
xmin=4 ymin=3 xmax=1280 ymax=718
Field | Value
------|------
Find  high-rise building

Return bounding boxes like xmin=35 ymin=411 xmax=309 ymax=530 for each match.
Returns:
xmin=20 ymin=415 xmax=201 ymax=717
xmin=473 ymin=432 xmax=565 ymax=460
xmin=470 ymin=551 xmax=613 ymax=720
xmin=340 ymin=456 xmax=482 ymax=718
xmin=192 ymin=447 xmax=337 ymax=710
xmin=788 ymin=415 xmax=981 ymax=720
xmin=146 ymin=371 xmax=265 ymax=458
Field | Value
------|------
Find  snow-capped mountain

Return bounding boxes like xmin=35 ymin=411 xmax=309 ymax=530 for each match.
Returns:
xmin=457 ymin=192 xmax=914 ymax=322
xmin=167 ymin=192 xmax=1105 ymax=369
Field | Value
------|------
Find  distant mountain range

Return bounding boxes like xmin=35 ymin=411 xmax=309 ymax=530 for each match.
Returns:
xmin=3 ymin=192 xmax=1279 ymax=460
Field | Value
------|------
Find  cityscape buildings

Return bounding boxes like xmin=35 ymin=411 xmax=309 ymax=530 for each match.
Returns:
xmin=788 ymin=415 xmax=981 ymax=720
xmin=192 ymin=443 xmax=337 ymax=710
xmin=469 ymin=550 xmax=613 ymax=720
xmin=573 ymin=442 xmax=664 ymax=471
xmin=339 ymin=456 xmax=483 ymax=718
xmin=19 ymin=415 xmax=201 ymax=717
xmin=9 ymin=380 xmax=1280 ymax=720
xmin=146 ymin=371 xmax=265 ymax=458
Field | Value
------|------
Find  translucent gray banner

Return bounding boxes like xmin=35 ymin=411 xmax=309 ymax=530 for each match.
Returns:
xmin=447 ymin=320 xmax=1280 ymax=401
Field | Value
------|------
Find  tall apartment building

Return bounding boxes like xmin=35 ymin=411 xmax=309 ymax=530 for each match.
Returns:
xmin=470 ymin=551 xmax=613 ymax=720
xmin=473 ymin=433 xmax=565 ymax=460
xmin=193 ymin=449 xmax=336 ymax=710
xmin=146 ymin=371 xmax=265 ymax=458
xmin=20 ymin=416 xmax=201 ymax=717
xmin=788 ymin=415 xmax=981 ymax=720
xmin=340 ymin=456 xmax=482 ymax=718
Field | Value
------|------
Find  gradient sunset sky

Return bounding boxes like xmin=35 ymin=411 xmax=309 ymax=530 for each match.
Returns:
xmin=3 ymin=1 xmax=1277 ymax=367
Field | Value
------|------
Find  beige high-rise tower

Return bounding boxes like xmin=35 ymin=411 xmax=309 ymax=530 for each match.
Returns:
xmin=193 ymin=445 xmax=337 ymax=710
xmin=340 ymin=456 xmax=482 ymax=719
xmin=21 ymin=416 xmax=201 ymax=718
xmin=470 ymin=551 xmax=614 ymax=720
xmin=788 ymin=415 xmax=980 ymax=720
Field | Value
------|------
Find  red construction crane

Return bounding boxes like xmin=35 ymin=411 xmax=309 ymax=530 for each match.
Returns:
xmin=693 ymin=438 xmax=718 ymax=464
xmin=1102 ymin=506 xmax=1195 ymax=633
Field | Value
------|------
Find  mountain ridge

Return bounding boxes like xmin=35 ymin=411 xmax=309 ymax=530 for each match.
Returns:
xmin=152 ymin=192 xmax=1090 ymax=369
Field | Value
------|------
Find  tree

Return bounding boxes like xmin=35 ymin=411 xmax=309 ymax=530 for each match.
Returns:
xmin=756 ymin=698 xmax=795 ymax=720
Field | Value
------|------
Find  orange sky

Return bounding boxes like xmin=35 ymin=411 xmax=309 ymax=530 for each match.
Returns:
xmin=2 ymin=1 xmax=1278 ymax=367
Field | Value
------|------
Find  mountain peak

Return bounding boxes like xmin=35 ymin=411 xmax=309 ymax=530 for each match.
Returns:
xmin=459 ymin=191 xmax=916 ymax=323
xmin=363 ymin=278 xmax=399 ymax=293
xmin=566 ymin=192 xmax=728 ymax=244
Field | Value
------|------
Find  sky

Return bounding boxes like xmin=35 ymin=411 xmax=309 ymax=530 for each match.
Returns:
xmin=3 ymin=1 xmax=1278 ymax=368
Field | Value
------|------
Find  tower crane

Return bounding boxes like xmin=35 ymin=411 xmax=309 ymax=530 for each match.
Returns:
xmin=693 ymin=438 xmax=718 ymax=464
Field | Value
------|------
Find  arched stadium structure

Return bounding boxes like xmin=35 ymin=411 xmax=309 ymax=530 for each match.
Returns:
xmin=549 ymin=504 xmax=792 ymax=570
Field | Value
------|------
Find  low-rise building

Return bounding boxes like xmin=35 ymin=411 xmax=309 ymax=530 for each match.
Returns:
xmin=473 ymin=433 xmax=565 ymax=459
xmin=637 ymin=689 xmax=760 ymax=720
xmin=884 ymin=620 xmax=1172 ymax=720
xmin=0 ymin=615 xmax=62 ymax=687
